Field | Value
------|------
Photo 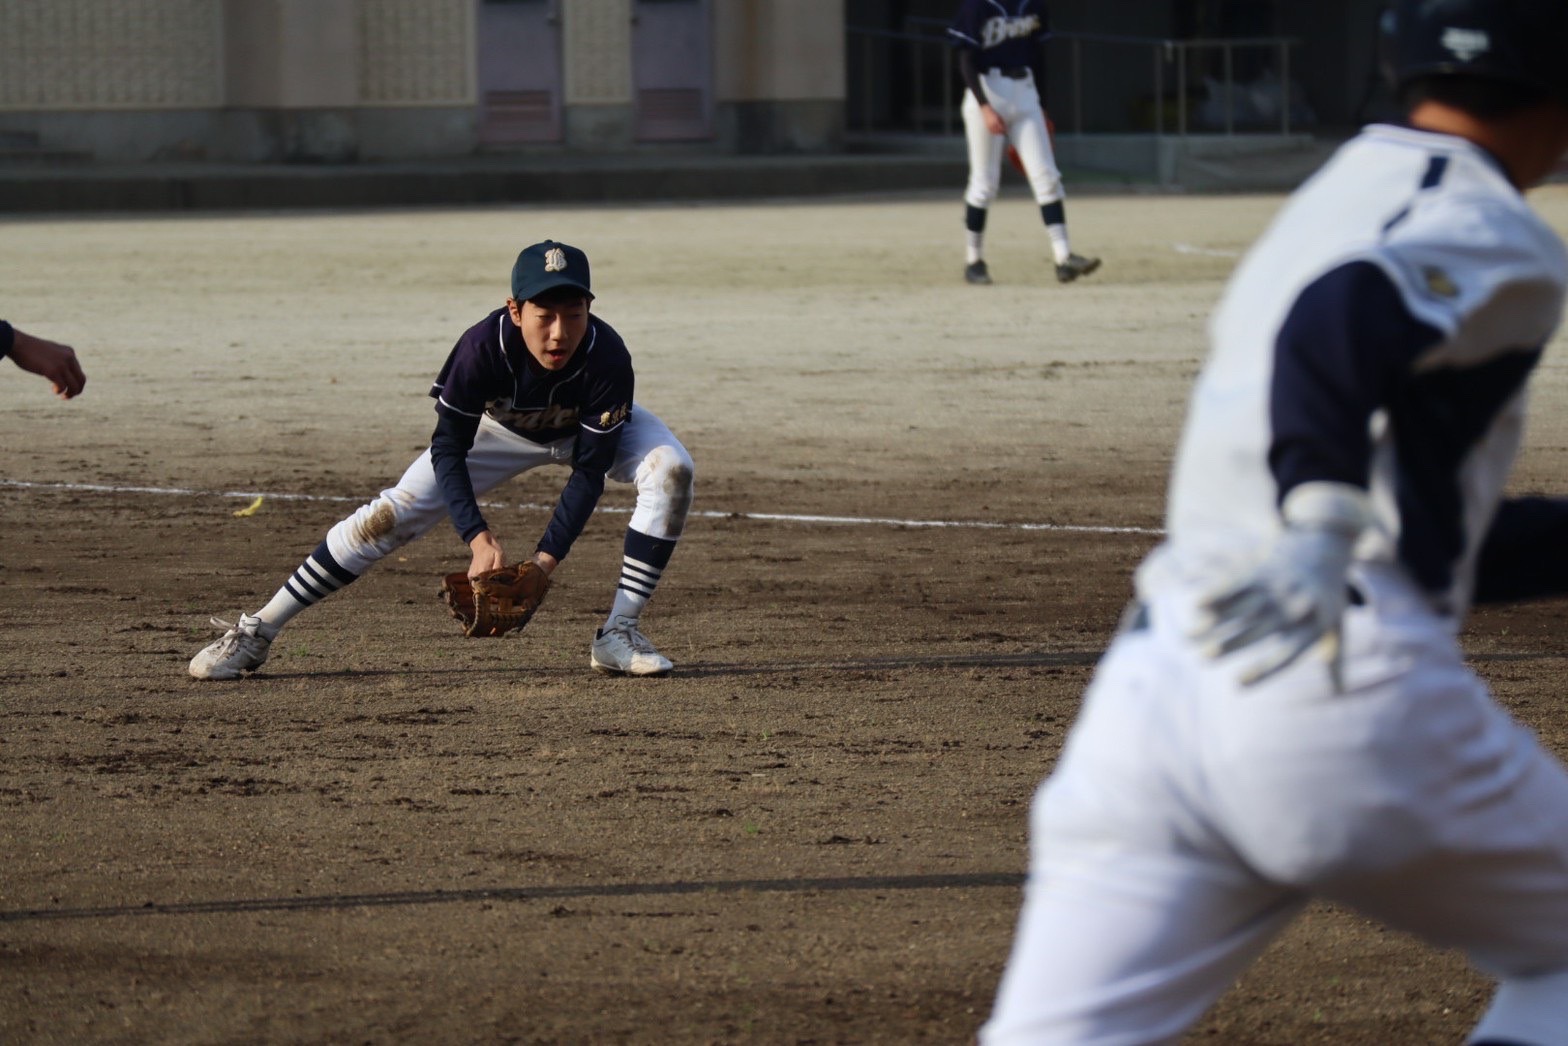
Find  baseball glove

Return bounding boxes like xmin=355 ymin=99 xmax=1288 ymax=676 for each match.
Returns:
xmin=439 ymin=561 xmax=551 ymax=638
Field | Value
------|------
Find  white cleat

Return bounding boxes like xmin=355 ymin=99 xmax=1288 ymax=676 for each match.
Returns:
xmin=188 ymin=614 xmax=272 ymax=680
xmin=590 ymin=616 xmax=673 ymax=677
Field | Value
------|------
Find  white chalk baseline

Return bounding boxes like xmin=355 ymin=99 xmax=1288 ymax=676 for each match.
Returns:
xmin=0 ymin=478 xmax=1164 ymax=537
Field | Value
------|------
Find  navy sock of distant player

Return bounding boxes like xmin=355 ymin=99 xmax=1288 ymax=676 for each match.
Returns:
xmin=1040 ymin=200 xmax=1071 ymax=264
xmin=254 ymin=540 xmax=359 ymax=635
xmin=606 ymin=528 xmax=676 ymax=625
xmin=965 ymin=204 xmax=987 ymax=264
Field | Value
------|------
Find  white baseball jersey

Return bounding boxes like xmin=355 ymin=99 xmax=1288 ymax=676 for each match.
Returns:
xmin=1148 ymin=122 xmax=1568 ymax=624
xmin=983 ymin=124 xmax=1568 ymax=1046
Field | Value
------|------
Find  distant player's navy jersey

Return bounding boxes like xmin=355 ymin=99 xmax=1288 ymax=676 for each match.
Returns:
xmin=1144 ymin=124 xmax=1568 ymax=622
xmin=947 ymin=0 xmax=1049 ymax=69
xmin=427 ymin=308 xmax=634 ymax=555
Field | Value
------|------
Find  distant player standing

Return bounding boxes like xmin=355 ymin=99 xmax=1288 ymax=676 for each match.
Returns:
xmin=983 ymin=2 xmax=1568 ymax=1043
xmin=948 ymin=0 xmax=1099 ymax=286
xmin=189 ymin=239 xmax=693 ymax=680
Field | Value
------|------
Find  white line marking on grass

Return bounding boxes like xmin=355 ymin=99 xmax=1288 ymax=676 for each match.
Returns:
xmin=0 ymin=478 xmax=1164 ymax=536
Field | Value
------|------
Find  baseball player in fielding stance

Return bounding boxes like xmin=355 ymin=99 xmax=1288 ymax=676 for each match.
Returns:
xmin=948 ymin=0 xmax=1099 ymax=286
xmin=190 ymin=239 xmax=692 ymax=679
xmin=983 ymin=3 xmax=1568 ymax=1043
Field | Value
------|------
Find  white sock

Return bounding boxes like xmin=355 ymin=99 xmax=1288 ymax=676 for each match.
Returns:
xmin=242 ymin=610 xmax=283 ymax=641
xmin=605 ymin=589 xmax=646 ymax=630
xmin=965 ymin=231 xmax=985 ymax=265
xmin=1047 ymin=225 xmax=1071 ymax=265
xmin=252 ymin=544 xmax=356 ymax=637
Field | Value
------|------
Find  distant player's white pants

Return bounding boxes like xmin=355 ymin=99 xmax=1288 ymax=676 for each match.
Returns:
xmin=325 ymin=407 xmax=693 ymax=575
xmin=981 ymin=568 xmax=1568 ymax=1045
xmin=962 ymin=70 xmax=1064 ymax=210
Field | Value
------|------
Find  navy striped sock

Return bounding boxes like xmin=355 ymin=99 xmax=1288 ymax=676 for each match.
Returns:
xmin=608 ymin=529 xmax=677 ymax=623
xmin=257 ymin=540 xmax=358 ymax=629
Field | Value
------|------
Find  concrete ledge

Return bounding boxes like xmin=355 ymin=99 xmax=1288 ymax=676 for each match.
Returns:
xmin=0 ymin=132 xmax=1349 ymax=213
xmin=0 ymin=152 xmax=971 ymax=212
xmin=1054 ymin=133 xmax=1332 ymax=188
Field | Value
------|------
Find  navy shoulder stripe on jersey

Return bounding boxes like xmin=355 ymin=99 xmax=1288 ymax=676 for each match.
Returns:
xmin=1270 ymin=259 xmax=1543 ymax=596
xmin=1381 ymin=154 xmax=1451 ymax=234
xmin=1268 ymin=260 xmax=1444 ymax=496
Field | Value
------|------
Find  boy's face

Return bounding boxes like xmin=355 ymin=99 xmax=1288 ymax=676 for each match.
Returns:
xmin=508 ymin=294 xmax=590 ymax=371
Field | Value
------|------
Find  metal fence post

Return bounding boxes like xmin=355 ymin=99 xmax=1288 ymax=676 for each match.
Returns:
xmin=1223 ymin=42 xmax=1234 ymax=135
xmin=1281 ymin=40 xmax=1291 ymax=136
xmin=1072 ymin=36 xmax=1082 ymax=134
xmin=863 ymin=32 xmax=873 ymax=133
xmin=1155 ymin=42 xmax=1165 ymax=137
xmin=944 ymin=46 xmax=953 ymax=136
xmin=841 ymin=28 xmax=1299 ymax=140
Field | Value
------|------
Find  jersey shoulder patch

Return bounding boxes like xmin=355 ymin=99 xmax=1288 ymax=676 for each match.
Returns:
xmin=1375 ymin=190 xmax=1567 ymax=367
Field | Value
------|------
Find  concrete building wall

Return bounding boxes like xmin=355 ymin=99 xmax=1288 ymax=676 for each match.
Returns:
xmin=0 ymin=0 xmax=223 ymax=110
xmin=0 ymin=0 xmax=846 ymax=160
xmin=561 ymin=0 xmax=636 ymax=149
xmin=357 ymin=0 xmax=474 ymax=106
xmin=714 ymin=0 xmax=845 ymax=151
xmin=351 ymin=0 xmax=476 ymax=160
xmin=0 ymin=0 xmax=1395 ymax=166
xmin=0 ymin=0 xmax=481 ymax=161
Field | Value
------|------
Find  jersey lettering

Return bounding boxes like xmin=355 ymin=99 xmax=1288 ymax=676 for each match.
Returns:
xmin=981 ymin=15 xmax=1041 ymax=50
xmin=486 ymin=400 xmax=580 ymax=433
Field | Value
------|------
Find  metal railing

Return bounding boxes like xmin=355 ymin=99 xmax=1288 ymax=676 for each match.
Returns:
xmin=846 ymin=20 xmax=1304 ymax=139
xmin=846 ymin=23 xmax=958 ymax=135
xmin=1154 ymin=35 xmax=1304 ymax=136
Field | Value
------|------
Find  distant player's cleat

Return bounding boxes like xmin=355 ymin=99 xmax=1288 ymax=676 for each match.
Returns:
xmin=964 ymin=260 xmax=993 ymax=285
xmin=188 ymin=614 xmax=272 ymax=680
xmin=1056 ymin=254 xmax=1102 ymax=284
xmin=591 ymin=616 xmax=673 ymax=677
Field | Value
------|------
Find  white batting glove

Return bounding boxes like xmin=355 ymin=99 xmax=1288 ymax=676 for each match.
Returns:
xmin=1189 ymin=482 xmax=1372 ymax=691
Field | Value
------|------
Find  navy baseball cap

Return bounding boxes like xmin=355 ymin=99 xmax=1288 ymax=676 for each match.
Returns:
xmin=511 ymin=239 xmax=593 ymax=302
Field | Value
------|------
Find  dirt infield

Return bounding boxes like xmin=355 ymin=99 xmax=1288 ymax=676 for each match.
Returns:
xmin=5 ymin=187 xmax=1568 ymax=1044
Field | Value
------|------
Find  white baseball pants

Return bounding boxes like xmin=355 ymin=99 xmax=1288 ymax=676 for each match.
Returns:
xmin=981 ymin=566 xmax=1568 ymax=1045
xmin=324 ymin=407 xmax=693 ymax=574
xmin=963 ymin=69 xmax=1064 ymax=209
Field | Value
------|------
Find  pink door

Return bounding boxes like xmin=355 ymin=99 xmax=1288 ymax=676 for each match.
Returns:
xmin=477 ymin=0 xmax=563 ymax=145
xmin=632 ymin=0 xmax=713 ymax=141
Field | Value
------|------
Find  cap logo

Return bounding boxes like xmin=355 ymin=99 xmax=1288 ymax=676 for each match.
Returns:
xmin=1440 ymin=27 xmax=1490 ymax=63
xmin=544 ymin=247 xmax=567 ymax=273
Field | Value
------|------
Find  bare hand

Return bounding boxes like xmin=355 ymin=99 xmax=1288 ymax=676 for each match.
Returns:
xmin=981 ymin=104 xmax=1007 ymax=137
xmin=8 ymin=329 xmax=86 ymax=399
xmin=468 ymin=530 xmax=505 ymax=577
xmin=530 ymin=550 xmax=558 ymax=577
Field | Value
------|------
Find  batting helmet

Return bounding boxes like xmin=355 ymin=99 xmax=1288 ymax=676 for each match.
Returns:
xmin=1384 ymin=0 xmax=1568 ymax=104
